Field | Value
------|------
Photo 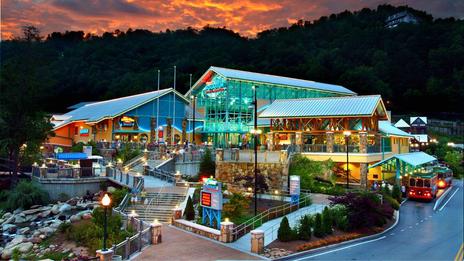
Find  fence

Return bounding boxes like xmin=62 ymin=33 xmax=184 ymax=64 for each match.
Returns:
xmin=31 ymin=166 xmax=105 ymax=179
xmin=231 ymin=191 xmax=312 ymax=241
xmin=147 ymin=168 xmax=176 ymax=183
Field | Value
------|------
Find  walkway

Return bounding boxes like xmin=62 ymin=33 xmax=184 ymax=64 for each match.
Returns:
xmin=134 ymin=225 xmax=263 ymax=261
xmin=228 ymin=204 xmax=327 ymax=252
xmin=142 ymin=175 xmax=172 ymax=188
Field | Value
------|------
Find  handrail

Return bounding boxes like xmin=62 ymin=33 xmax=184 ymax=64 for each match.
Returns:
xmin=123 ymin=154 xmax=145 ymax=169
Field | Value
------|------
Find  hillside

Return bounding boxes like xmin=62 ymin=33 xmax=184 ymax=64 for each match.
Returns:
xmin=1 ymin=4 xmax=463 ymax=115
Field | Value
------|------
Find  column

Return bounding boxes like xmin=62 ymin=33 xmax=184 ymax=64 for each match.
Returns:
xmin=96 ymin=249 xmax=113 ymax=261
xmin=359 ymin=132 xmax=368 ymax=153
xmin=326 ymin=132 xmax=334 ymax=153
xmin=150 ymin=222 xmax=162 ymax=244
xmin=250 ymin=230 xmax=264 ymax=254
xmin=174 ymin=171 xmax=182 ymax=184
xmin=39 ymin=165 xmax=47 ymax=178
xmin=280 ymin=150 xmax=288 ymax=163
xmin=171 ymin=207 xmax=182 ymax=224
xmin=360 ymin=163 xmax=368 ymax=189
xmin=295 ymin=132 xmax=303 ymax=152
xmin=220 ymin=221 xmax=235 ymax=243
xmin=216 ymin=148 xmax=224 ymax=162
xmin=268 ymin=132 xmax=275 ymax=151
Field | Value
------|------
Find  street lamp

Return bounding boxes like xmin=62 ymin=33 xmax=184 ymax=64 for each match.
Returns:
xmin=190 ymin=95 xmax=196 ymax=145
xmin=252 ymin=85 xmax=259 ymax=216
xmin=101 ymin=193 xmax=111 ymax=251
xmin=343 ymin=131 xmax=351 ymax=189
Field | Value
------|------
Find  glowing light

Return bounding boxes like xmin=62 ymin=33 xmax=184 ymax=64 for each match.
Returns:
xmin=225 ymin=218 xmax=230 ymax=223
xmin=274 ymin=190 xmax=279 ymax=195
xmin=247 ymin=187 xmax=252 ymax=192
xmin=101 ymin=194 xmax=111 ymax=206
xmin=343 ymin=131 xmax=351 ymax=137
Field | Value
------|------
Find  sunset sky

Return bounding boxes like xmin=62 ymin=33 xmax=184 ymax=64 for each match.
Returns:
xmin=1 ymin=0 xmax=462 ymax=40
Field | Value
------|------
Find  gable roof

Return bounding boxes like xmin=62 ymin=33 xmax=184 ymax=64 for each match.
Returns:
xmin=67 ymin=101 xmax=98 ymax=110
xmin=394 ymin=119 xmax=410 ymax=128
xmin=379 ymin=121 xmax=413 ymax=137
xmin=53 ymin=88 xmax=185 ymax=130
xmin=188 ymin=66 xmax=356 ymax=96
xmin=258 ymin=95 xmax=388 ymax=119
xmin=410 ymin=116 xmax=427 ymax=124
xmin=370 ymin=152 xmax=437 ymax=169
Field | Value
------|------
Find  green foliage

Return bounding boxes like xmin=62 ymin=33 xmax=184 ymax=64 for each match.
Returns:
xmin=298 ymin=215 xmax=312 ymax=240
xmin=290 ymin=154 xmax=335 ymax=190
xmin=184 ymin=196 xmax=195 ymax=221
xmin=322 ymin=207 xmax=333 ymax=235
xmin=313 ymin=213 xmax=324 ymax=238
xmin=116 ymin=145 xmax=141 ymax=164
xmin=4 ymin=180 xmax=49 ymax=211
xmin=199 ymin=148 xmax=215 ymax=177
xmin=41 ymin=251 xmax=71 ymax=261
xmin=444 ymin=151 xmax=464 ymax=178
xmin=391 ymin=184 xmax=402 ymax=203
xmin=278 ymin=217 xmax=295 ymax=242
xmin=112 ymin=188 xmax=128 ymax=207
xmin=72 ymin=141 xmax=100 ymax=155
xmin=223 ymin=193 xmax=249 ymax=223
xmin=331 ymin=205 xmax=349 ymax=231
xmin=11 ymin=248 xmax=21 ymax=261
xmin=383 ymin=194 xmax=400 ymax=210
xmin=58 ymin=192 xmax=70 ymax=202
xmin=381 ymin=185 xmax=391 ymax=195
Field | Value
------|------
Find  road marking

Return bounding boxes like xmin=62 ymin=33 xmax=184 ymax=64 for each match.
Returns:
xmin=454 ymin=243 xmax=463 ymax=261
xmin=292 ymin=236 xmax=387 ymax=260
xmin=390 ymin=233 xmax=395 ymax=236
xmin=409 ymin=226 xmax=412 ymax=229
xmin=439 ymin=187 xmax=460 ymax=212
xmin=420 ymin=220 xmax=424 ymax=223
xmin=415 ymin=223 xmax=419 ymax=226
xmin=401 ymin=229 xmax=405 ymax=232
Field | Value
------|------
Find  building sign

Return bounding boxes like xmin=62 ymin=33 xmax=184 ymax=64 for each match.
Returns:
xmin=205 ymin=88 xmax=225 ymax=94
xmin=120 ymin=116 xmax=135 ymax=127
xmin=290 ymin=175 xmax=300 ymax=205
xmin=201 ymin=192 xmax=212 ymax=207
xmin=79 ymin=128 xmax=90 ymax=136
xmin=201 ymin=177 xmax=223 ymax=229
xmin=83 ymin=146 xmax=92 ymax=157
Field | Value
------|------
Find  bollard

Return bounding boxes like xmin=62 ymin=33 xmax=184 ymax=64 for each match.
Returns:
xmin=39 ymin=165 xmax=48 ymax=178
xmin=171 ymin=208 xmax=182 ymax=224
xmin=250 ymin=229 xmax=264 ymax=254
xmin=215 ymin=148 xmax=224 ymax=161
xmin=96 ymin=249 xmax=114 ymax=261
xmin=150 ymin=222 xmax=162 ymax=244
xmin=220 ymin=221 xmax=234 ymax=243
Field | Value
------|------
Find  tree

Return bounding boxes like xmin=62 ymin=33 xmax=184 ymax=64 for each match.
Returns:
xmin=392 ymin=184 xmax=402 ymax=202
xmin=278 ymin=216 xmax=294 ymax=242
xmin=199 ymin=148 xmax=215 ymax=177
xmin=20 ymin=25 xmax=43 ymax=42
xmin=289 ymin=154 xmax=335 ymax=189
xmin=322 ymin=207 xmax=333 ymax=235
xmin=313 ymin=213 xmax=324 ymax=238
xmin=298 ymin=215 xmax=312 ymax=240
xmin=184 ymin=196 xmax=195 ymax=220
xmin=444 ymin=151 xmax=464 ymax=178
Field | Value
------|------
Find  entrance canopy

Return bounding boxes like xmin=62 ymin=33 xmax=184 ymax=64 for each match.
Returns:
xmin=370 ymin=152 xmax=437 ymax=168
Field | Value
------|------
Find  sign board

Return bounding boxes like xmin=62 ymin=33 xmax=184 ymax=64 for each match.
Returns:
xmin=200 ymin=178 xmax=223 ymax=210
xmin=83 ymin=146 xmax=92 ymax=157
xmin=79 ymin=128 xmax=89 ymax=136
xmin=120 ymin=116 xmax=135 ymax=127
xmin=289 ymin=175 xmax=300 ymax=205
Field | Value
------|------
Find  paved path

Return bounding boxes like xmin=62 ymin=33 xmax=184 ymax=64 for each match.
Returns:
xmin=228 ymin=204 xmax=326 ymax=252
xmin=134 ymin=225 xmax=263 ymax=261
xmin=142 ymin=175 xmax=172 ymax=188
xmin=284 ymin=179 xmax=464 ymax=261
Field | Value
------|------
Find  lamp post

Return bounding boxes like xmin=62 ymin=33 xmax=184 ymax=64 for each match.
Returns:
xmin=101 ymin=193 xmax=111 ymax=251
xmin=343 ymin=131 xmax=351 ymax=189
xmin=252 ymin=85 xmax=259 ymax=216
xmin=190 ymin=95 xmax=196 ymax=145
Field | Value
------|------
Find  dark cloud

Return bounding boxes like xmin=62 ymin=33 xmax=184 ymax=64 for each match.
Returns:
xmin=51 ymin=0 xmax=156 ymax=17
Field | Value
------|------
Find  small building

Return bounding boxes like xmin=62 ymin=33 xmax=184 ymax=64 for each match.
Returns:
xmin=385 ymin=11 xmax=419 ymax=28
xmin=394 ymin=119 xmax=410 ymax=132
xmin=47 ymin=88 xmax=201 ymax=149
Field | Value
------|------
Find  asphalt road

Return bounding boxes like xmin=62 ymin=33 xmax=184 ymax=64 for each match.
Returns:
xmin=284 ymin=179 xmax=464 ymax=261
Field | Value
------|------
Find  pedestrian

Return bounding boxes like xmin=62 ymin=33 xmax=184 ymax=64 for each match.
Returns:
xmin=140 ymin=189 xmax=147 ymax=204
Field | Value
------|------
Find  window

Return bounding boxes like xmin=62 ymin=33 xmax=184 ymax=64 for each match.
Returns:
xmin=409 ymin=178 xmax=415 ymax=187
xmin=416 ymin=179 xmax=424 ymax=187
xmin=74 ymin=127 xmax=78 ymax=135
xmin=424 ymin=179 xmax=431 ymax=188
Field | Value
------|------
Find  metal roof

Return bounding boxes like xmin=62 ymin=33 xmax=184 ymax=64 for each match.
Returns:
xmin=394 ymin=119 xmax=410 ymax=128
xmin=370 ymin=152 xmax=437 ymax=168
xmin=379 ymin=121 xmax=413 ymax=137
xmin=67 ymin=101 xmax=98 ymax=110
xmin=188 ymin=66 xmax=356 ymax=96
xmin=53 ymin=88 xmax=175 ymax=129
xmin=259 ymin=95 xmax=384 ymax=118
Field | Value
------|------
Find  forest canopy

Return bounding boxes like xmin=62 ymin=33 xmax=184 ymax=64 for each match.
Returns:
xmin=1 ymin=5 xmax=463 ymax=115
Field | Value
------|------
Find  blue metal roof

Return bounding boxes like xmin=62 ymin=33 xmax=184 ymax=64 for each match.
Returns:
xmin=189 ymin=66 xmax=356 ymax=96
xmin=379 ymin=121 xmax=413 ymax=137
xmin=259 ymin=95 xmax=385 ymax=118
xmin=370 ymin=152 xmax=437 ymax=168
xmin=53 ymin=89 xmax=174 ymax=129
xmin=56 ymin=152 xmax=88 ymax=160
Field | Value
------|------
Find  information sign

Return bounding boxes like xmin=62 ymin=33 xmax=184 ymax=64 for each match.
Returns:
xmin=290 ymin=175 xmax=300 ymax=205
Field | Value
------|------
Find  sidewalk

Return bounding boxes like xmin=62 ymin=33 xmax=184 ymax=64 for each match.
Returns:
xmin=227 ymin=204 xmax=326 ymax=252
xmin=134 ymin=225 xmax=263 ymax=261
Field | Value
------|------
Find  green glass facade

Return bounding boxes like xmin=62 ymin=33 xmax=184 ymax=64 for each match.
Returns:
xmin=192 ymin=73 xmax=348 ymax=147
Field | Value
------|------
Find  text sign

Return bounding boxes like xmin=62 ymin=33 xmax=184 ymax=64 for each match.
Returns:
xmin=290 ymin=175 xmax=300 ymax=205
xmin=200 ymin=178 xmax=223 ymax=210
xmin=201 ymin=191 xmax=212 ymax=207
xmin=83 ymin=146 xmax=92 ymax=157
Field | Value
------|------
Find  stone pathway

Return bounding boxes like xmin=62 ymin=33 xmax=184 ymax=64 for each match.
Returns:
xmin=227 ymin=204 xmax=326 ymax=252
xmin=133 ymin=225 xmax=263 ymax=261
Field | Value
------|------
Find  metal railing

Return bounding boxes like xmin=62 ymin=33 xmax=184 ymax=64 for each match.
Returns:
xmin=302 ymin=144 xmax=327 ymax=152
xmin=31 ymin=166 xmax=105 ymax=179
xmin=148 ymin=168 xmax=176 ymax=183
xmin=231 ymin=192 xmax=312 ymax=241
xmin=333 ymin=144 xmax=361 ymax=153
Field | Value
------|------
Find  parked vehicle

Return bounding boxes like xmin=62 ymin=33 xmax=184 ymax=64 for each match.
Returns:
xmin=408 ymin=172 xmax=438 ymax=201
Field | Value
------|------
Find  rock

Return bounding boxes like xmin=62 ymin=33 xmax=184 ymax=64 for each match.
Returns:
xmin=3 ymin=223 xmax=17 ymax=233
xmin=77 ymin=209 xmax=92 ymax=218
xmin=82 ymin=213 xmax=92 ymax=220
xmin=38 ymin=210 xmax=51 ymax=218
xmin=58 ymin=203 xmax=72 ymax=213
xmin=2 ymin=212 xmax=12 ymax=219
xmin=39 ymin=234 xmax=46 ymax=239
xmin=49 ymin=220 xmax=62 ymax=229
xmin=22 ymin=208 xmax=42 ymax=215
xmin=2 ymin=215 xmax=15 ymax=225
xmin=25 ymin=214 xmax=39 ymax=222
xmin=70 ymin=215 xmax=81 ymax=222
xmin=14 ymin=215 xmax=27 ymax=224
xmin=30 ymin=205 xmax=42 ymax=209
xmin=38 ymin=227 xmax=55 ymax=235
xmin=31 ymin=237 xmax=42 ymax=244
xmin=1 ymin=247 xmax=13 ymax=259
xmin=67 ymin=198 xmax=78 ymax=206
xmin=51 ymin=204 xmax=60 ymax=215
xmin=19 ymin=227 xmax=31 ymax=235
xmin=13 ymin=208 xmax=23 ymax=214
xmin=58 ymin=215 xmax=67 ymax=221
xmin=17 ymin=242 xmax=33 ymax=253
xmin=5 ymin=235 xmax=25 ymax=248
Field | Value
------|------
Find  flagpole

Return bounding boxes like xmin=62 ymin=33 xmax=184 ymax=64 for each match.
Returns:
xmin=172 ymin=65 xmax=176 ymax=146
xmin=188 ymin=74 xmax=192 ymax=144
xmin=156 ymin=69 xmax=160 ymax=144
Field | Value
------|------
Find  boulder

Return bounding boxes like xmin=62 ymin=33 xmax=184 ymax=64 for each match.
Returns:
xmin=51 ymin=204 xmax=60 ymax=215
xmin=2 ymin=212 xmax=12 ymax=219
xmin=2 ymin=215 xmax=15 ymax=225
xmin=19 ymin=227 xmax=31 ymax=235
xmin=82 ymin=213 xmax=92 ymax=220
xmin=70 ymin=215 xmax=81 ymax=223
xmin=14 ymin=215 xmax=27 ymax=224
xmin=1 ymin=247 xmax=13 ymax=259
xmin=38 ymin=227 xmax=55 ymax=235
xmin=107 ymin=186 xmax=117 ymax=193
xmin=49 ymin=220 xmax=62 ymax=229
xmin=30 ymin=237 xmax=42 ymax=244
xmin=59 ymin=203 xmax=72 ymax=213
xmin=13 ymin=208 xmax=23 ymax=214
xmin=25 ymin=214 xmax=39 ymax=222
xmin=38 ymin=210 xmax=51 ymax=218
xmin=5 ymin=235 xmax=25 ymax=248
xmin=17 ymin=242 xmax=33 ymax=253
xmin=67 ymin=198 xmax=78 ymax=206
xmin=2 ymin=223 xmax=17 ymax=233
xmin=22 ymin=208 xmax=42 ymax=215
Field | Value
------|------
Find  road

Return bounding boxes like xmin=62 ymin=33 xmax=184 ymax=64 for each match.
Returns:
xmin=284 ymin=180 xmax=464 ymax=261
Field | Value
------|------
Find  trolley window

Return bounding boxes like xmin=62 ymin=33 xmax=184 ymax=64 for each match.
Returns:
xmin=409 ymin=178 xmax=415 ymax=187
xmin=424 ymin=179 xmax=431 ymax=188
xmin=416 ymin=179 xmax=424 ymax=187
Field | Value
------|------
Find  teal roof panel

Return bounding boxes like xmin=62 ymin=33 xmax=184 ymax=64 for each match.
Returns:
xmin=379 ymin=121 xmax=413 ymax=137
xmin=259 ymin=95 xmax=382 ymax=118
xmin=370 ymin=152 xmax=437 ymax=168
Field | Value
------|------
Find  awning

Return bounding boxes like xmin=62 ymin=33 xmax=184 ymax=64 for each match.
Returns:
xmin=370 ymin=152 xmax=437 ymax=169
xmin=56 ymin=152 xmax=88 ymax=160
xmin=379 ymin=121 xmax=413 ymax=138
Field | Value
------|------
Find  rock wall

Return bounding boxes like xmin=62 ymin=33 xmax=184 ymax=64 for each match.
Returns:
xmin=216 ymin=162 xmax=288 ymax=192
xmin=32 ymin=177 xmax=106 ymax=200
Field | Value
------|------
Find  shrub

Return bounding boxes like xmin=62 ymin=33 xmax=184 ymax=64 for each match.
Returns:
xmin=383 ymin=194 xmax=400 ymax=210
xmin=199 ymin=148 xmax=215 ymax=177
xmin=5 ymin=180 xmax=49 ymax=211
xmin=223 ymin=193 xmax=249 ymax=222
xmin=112 ymin=188 xmax=128 ymax=207
xmin=331 ymin=205 xmax=349 ymax=231
xmin=329 ymin=192 xmax=394 ymax=230
xmin=322 ymin=207 xmax=333 ymax=235
xmin=57 ymin=192 xmax=70 ymax=202
xmin=278 ymin=217 xmax=293 ymax=242
xmin=296 ymin=232 xmax=364 ymax=251
xmin=184 ymin=196 xmax=195 ymax=220
xmin=313 ymin=213 xmax=324 ymax=238
xmin=298 ymin=215 xmax=312 ymax=240
xmin=381 ymin=185 xmax=391 ymax=195
xmin=392 ymin=184 xmax=402 ymax=203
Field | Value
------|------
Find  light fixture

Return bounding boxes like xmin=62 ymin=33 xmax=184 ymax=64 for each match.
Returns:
xmin=225 ymin=218 xmax=230 ymax=223
xmin=101 ymin=193 xmax=111 ymax=207
xmin=343 ymin=131 xmax=351 ymax=137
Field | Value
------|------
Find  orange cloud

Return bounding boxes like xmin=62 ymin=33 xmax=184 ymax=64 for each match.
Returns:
xmin=1 ymin=0 xmax=461 ymax=40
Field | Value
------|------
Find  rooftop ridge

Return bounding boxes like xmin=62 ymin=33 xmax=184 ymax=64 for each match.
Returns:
xmin=270 ymin=94 xmax=381 ymax=102
xmin=84 ymin=88 xmax=172 ymax=107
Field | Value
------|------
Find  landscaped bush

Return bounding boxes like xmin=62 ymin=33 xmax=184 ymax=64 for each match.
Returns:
xmin=382 ymin=193 xmax=400 ymax=210
xmin=223 ymin=192 xmax=249 ymax=223
xmin=111 ymin=188 xmax=128 ymax=207
xmin=330 ymin=205 xmax=349 ymax=231
xmin=4 ymin=180 xmax=49 ymax=211
xmin=298 ymin=215 xmax=312 ymax=240
xmin=391 ymin=184 xmax=402 ymax=203
xmin=322 ymin=207 xmax=333 ymax=235
xmin=289 ymin=155 xmax=335 ymax=189
xmin=116 ymin=145 xmax=140 ymax=163
xmin=296 ymin=232 xmax=364 ymax=251
xmin=313 ymin=213 xmax=324 ymax=238
xmin=278 ymin=217 xmax=296 ymax=242
xmin=184 ymin=196 xmax=195 ymax=220
xmin=199 ymin=148 xmax=215 ymax=178
xmin=329 ymin=192 xmax=394 ymax=230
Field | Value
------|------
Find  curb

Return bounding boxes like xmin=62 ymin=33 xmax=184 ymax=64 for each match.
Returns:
xmin=433 ymin=186 xmax=453 ymax=211
xmin=275 ymin=209 xmax=400 ymax=261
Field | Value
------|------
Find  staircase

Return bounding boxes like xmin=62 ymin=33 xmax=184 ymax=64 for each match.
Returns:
xmin=125 ymin=188 xmax=187 ymax=223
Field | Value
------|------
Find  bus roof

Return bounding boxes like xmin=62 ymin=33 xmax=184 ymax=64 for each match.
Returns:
xmin=410 ymin=172 xmax=436 ymax=179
